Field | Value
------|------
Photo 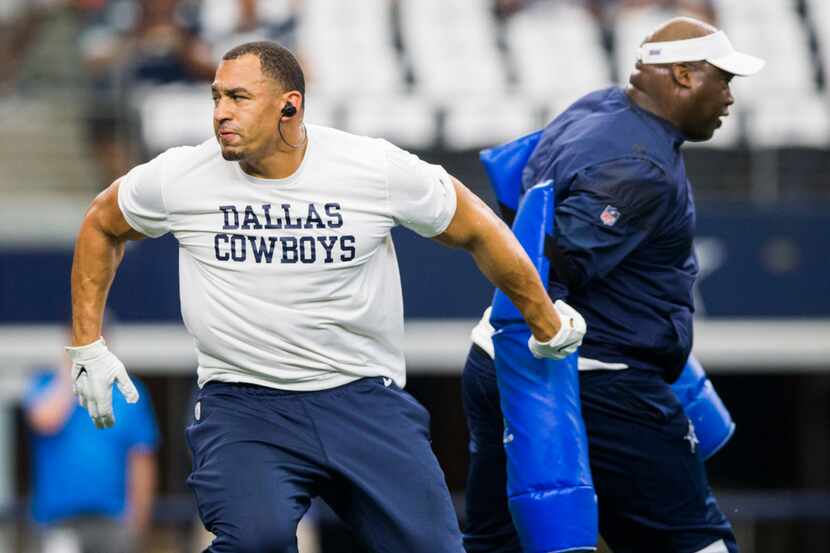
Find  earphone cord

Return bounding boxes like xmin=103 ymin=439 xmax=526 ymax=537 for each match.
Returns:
xmin=278 ymin=118 xmax=308 ymax=150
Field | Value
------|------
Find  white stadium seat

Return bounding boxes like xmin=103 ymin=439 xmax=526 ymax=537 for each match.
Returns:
xmin=719 ymin=0 xmax=823 ymax=146
xmin=136 ymin=84 xmax=214 ymax=153
xmin=399 ymin=0 xmax=507 ymax=101
xmin=506 ymin=1 xmax=611 ymax=103
xmin=719 ymin=0 xmax=816 ymax=97
xmin=343 ymin=94 xmax=438 ymax=149
xmin=298 ymin=0 xmax=404 ymax=96
xmin=444 ymin=96 xmax=539 ymax=150
xmin=746 ymin=93 xmax=830 ymax=148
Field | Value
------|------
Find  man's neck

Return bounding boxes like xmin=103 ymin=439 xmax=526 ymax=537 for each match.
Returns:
xmin=240 ymin=128 xmax=308 ymax=179
xmin=625 ymin=85 xmax=681 ymax=132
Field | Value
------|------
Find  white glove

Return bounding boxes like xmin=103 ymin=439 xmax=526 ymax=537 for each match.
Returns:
xmin=66 ymin=337 xmax=139 ymax=429
xmin=528 ymin=300 xmax=587 ymax=360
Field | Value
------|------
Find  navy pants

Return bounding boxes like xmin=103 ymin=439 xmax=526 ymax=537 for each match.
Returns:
xmin=186 ymin=378 xmax=463 ymax=553
xmin=462 ymin=344 xmax=737 ymax=553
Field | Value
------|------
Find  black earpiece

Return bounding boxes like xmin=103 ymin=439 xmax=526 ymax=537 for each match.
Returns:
xmin=277 ymin=100 xmax=306 ymax=149
xmin=281 ymin=102 xmax=297 ymax=118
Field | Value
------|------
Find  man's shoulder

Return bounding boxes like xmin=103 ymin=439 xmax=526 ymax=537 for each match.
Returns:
xmin=555 ymin=89 xmax=651 ymax=154
xmin=308 ymin=123 xmax=391 ymax=158
xmin=533 ymin=88 xmax=671 ymax=181
xmin=565 ymin=86 xmax=621 ymax=113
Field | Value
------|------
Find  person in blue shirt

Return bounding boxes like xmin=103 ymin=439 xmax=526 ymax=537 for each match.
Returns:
xmin=463 ymin=17 xmax=764 ymax=553
xmin=24 ymin=354 xmax=159 ymax=553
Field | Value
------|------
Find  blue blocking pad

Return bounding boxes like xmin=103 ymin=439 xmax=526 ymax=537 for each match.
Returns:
xmin=671 ymin=355 xmax=736 ymax=459
xmin=480 ymin=130 xmax=542 ymax=223
xmin=493 ymin=327 xmax=597 ymax=553
xmin=490 ymin=182 xmax=598 ymax=553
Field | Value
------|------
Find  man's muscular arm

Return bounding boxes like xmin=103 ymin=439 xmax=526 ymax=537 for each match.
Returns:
xmin=68 ymin=180 xmax=143 ymax=428
xmin=71 ymin=180 xmax=143 ymax=346
xmin=434 ymin=177 xmax=561 ymax=343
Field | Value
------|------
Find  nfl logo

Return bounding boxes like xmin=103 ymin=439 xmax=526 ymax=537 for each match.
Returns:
xmin=600 ymin=205 xmax=621 ymax=226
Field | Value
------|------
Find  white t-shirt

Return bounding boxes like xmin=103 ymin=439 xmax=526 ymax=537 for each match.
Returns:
xmin=118 ymin=124 xmax=457 ymax=391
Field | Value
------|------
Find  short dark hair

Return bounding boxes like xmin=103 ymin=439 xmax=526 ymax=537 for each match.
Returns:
xmin=223 ymin=41 xmax=305 ymax=104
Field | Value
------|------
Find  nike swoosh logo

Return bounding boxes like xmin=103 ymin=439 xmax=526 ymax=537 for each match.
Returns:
xmin=556 ymin=338 xmax=581 ymax=350
xmin=75 ymin=366 xmax=88 ymax=381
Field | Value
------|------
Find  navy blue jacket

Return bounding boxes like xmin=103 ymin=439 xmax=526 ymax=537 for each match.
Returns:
xmin=523 ymin=87 xmax=698 ymax=380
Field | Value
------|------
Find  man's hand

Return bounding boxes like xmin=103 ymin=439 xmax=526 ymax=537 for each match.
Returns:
xmin=528 ymin=300 xmax=587 ymax=360
xmin=66 ymin=337 xmax=139 ymax=428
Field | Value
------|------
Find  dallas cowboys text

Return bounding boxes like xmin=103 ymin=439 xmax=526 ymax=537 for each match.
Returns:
xmin=214 ymin=203 xmax=356 ymax=264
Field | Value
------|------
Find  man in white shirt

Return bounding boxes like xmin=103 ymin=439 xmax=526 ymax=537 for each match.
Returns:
xmin=66 ymin=41 xmax=585 ymax=552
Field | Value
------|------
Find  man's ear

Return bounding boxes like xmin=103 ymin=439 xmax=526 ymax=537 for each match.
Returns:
xmin=670 ymin=63 xmax=695 ymax=89
xmin=282 ymin=90 xmax=304 ymax=112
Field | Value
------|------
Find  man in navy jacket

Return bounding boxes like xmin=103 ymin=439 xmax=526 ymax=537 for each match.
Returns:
xmin=463 ymin=17 xmax=763 ymax=553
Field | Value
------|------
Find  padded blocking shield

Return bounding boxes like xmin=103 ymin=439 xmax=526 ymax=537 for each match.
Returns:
xmin=480 ymin=130 xmax=542 ymax=225
xmin=671 ymin=355 xmax=736 ymax=459
xmin=490 ymin=182 xmax=598 ymax=553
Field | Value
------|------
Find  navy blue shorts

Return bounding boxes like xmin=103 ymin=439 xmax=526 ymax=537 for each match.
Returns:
xmin=462 ymin=344 xmax=737 ymax=553
xmin=186 ymin=377 xmax=463 ymax=553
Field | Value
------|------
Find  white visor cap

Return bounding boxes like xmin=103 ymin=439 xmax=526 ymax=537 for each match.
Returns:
xmin=637 ymin=30 xmax=765 ymax=76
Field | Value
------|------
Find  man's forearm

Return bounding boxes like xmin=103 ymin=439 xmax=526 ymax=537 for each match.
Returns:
xmin=465 ymin=218 xmax=559 ymax=341
xmin=70 ymin=218 xmax=126 ymax=346
xmin=435 ymin=179 xmax=560 ymax=341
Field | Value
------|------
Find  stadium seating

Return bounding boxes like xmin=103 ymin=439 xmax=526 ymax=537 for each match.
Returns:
xmin=300 ymin=0 xmax=403 ymax=98
xmin=199 ymin=0 xmax=298 ymax=62
xmin=343 ymin=93 xmax=437 ymax=149
xmin=444 ymin=95 xmax=540 ymax=150
xmin=135 ymin=84 xmax=214 ymax=154
xmin=120 ymin=0 xmax=830 ymax=155
xmin=720 ymin=0 xmax=829 ymax=147
xmin=746 ymin=93 xmax=830 ymax=148
xmin=504 ymin=1 xmax=611 ymax=106
xmin=399 ymin=0 xmax=508 ymax=101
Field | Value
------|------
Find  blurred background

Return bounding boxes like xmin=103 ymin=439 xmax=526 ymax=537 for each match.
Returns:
xmin=0 ymin=0 xmax=829 ymax=551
